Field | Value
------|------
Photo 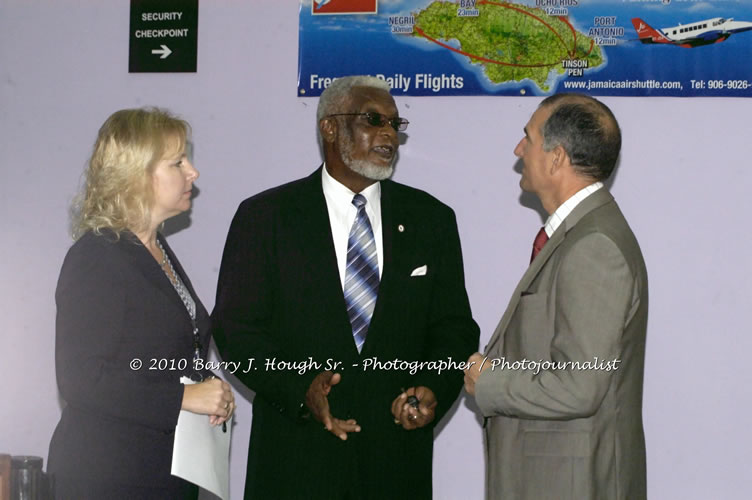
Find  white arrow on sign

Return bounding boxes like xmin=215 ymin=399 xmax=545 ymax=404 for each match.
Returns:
xmin=151 ymin=45 xmax=172 ymax=59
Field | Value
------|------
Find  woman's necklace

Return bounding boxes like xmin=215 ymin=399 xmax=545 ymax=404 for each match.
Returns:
xmin=156 ymin=238 xmax=202 ymax=367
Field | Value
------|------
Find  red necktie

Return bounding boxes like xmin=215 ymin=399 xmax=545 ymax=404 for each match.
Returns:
xmin=530 ymin=227 xmax=549 ymax=263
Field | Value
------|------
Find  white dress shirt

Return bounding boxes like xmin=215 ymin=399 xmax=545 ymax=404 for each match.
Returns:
xmin=544 ymin=182 xmax=604 ymax=237
xmin=321 ymin=165 xmax=384 ymax=290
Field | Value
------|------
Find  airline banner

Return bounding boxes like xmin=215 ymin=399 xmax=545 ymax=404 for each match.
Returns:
xmin=298 ymin=0 xmax=752 ymax=97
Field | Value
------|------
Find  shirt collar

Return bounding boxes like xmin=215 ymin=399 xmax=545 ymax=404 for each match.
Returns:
xmin=544 ymin=181 xmax=604 ymax=237
xmin=321 ymin=163 xmax=381 ymax=212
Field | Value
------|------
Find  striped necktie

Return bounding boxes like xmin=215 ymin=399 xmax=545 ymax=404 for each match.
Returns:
xmin=344 ymin=194 xmax=380 ymax=352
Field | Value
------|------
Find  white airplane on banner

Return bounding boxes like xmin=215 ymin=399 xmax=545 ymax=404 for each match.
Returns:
xmin=632 ymin=16 xmax=752 ymax=48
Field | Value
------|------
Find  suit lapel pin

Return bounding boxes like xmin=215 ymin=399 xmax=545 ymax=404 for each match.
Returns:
xmin=398 ymin=224 xmax=405 ymax=233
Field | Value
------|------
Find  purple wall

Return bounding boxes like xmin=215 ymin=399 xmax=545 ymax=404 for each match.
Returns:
xmin=2 ymin=1 xmax=750 ymax=498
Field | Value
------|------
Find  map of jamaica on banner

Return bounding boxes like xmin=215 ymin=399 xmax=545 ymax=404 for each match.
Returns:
xmin=298 ymin=0 xmax=752 ymax=97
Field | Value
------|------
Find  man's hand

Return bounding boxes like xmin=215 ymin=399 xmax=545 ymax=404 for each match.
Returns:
xmin=390 ymin=386 xmax=437 ymax=430
xmin=305 ymin=371 xmax=360 ymax=440
xmin=464 ymin=352 xmax=489 ymax=396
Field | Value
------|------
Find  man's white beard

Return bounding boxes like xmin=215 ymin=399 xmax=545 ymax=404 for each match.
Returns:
xmin=338 ymin=129 xmax=395 ymax=181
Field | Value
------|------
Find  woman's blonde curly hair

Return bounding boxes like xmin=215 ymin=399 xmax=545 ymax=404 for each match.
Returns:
xmin=72 ymin=107 xmax=190 ymax=239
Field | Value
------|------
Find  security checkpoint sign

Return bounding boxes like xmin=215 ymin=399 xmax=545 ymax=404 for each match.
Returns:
xmin=129 ymin=0 xmax=198 ymax=73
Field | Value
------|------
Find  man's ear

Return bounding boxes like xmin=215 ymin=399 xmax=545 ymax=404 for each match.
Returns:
xmin=319 ymin=118 xmax=337 ymax=144
xmin=550 ymin=145 xmax=569 ymax=175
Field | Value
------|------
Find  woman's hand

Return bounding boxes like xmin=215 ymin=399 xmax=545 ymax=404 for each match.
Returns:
xmin=181 ymin=377 xmax=235 ymax=425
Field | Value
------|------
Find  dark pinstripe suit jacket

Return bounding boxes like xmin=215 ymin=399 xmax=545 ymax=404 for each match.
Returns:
xmin=213 ymin=168 xmax=479 ymax=499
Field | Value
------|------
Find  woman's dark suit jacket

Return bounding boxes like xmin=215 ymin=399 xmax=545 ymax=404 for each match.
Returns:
xmin=47 ymin=230 xmax=210 ymax=498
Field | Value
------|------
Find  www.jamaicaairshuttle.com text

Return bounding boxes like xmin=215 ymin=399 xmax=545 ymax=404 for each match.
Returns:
xmin=564 ymin=79 xmax=683 ymax=91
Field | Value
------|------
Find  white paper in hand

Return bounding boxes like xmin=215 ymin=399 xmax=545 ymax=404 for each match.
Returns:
xmin=171 ymin=376 xmax=232 ymax=500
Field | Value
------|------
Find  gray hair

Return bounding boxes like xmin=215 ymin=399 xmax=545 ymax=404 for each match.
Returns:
xmin=316 ymin=75 xmax=392 ymax=122
xmin=539 ymin=93 xmax=621 ymax=181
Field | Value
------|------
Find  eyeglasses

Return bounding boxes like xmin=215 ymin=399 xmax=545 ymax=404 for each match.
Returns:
xmin=327 ymin=111 xmax=409 ymax=132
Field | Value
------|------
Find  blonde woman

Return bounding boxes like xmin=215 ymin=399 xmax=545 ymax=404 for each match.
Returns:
xmin=48 ymin=108 xmax=233 ymax=499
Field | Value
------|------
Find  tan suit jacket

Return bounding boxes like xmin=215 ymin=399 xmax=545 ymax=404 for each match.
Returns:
xmin=475 ymin=189 xmax=648 ymax=500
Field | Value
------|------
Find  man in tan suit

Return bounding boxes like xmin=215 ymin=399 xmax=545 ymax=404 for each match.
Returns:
xmin=464 ymin=94 xmax=648 ymax=500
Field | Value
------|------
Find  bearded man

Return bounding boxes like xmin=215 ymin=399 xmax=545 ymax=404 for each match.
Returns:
xmin=212 ymin=75 xmax=479 ymax=499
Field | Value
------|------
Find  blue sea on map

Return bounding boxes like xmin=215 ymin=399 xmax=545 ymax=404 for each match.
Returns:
xmin=298 ymin=1 xmax=752 ymax=97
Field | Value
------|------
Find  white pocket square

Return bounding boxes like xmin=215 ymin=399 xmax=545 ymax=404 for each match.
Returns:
xmin=410 ymin=265 xmax=428 ymax=277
